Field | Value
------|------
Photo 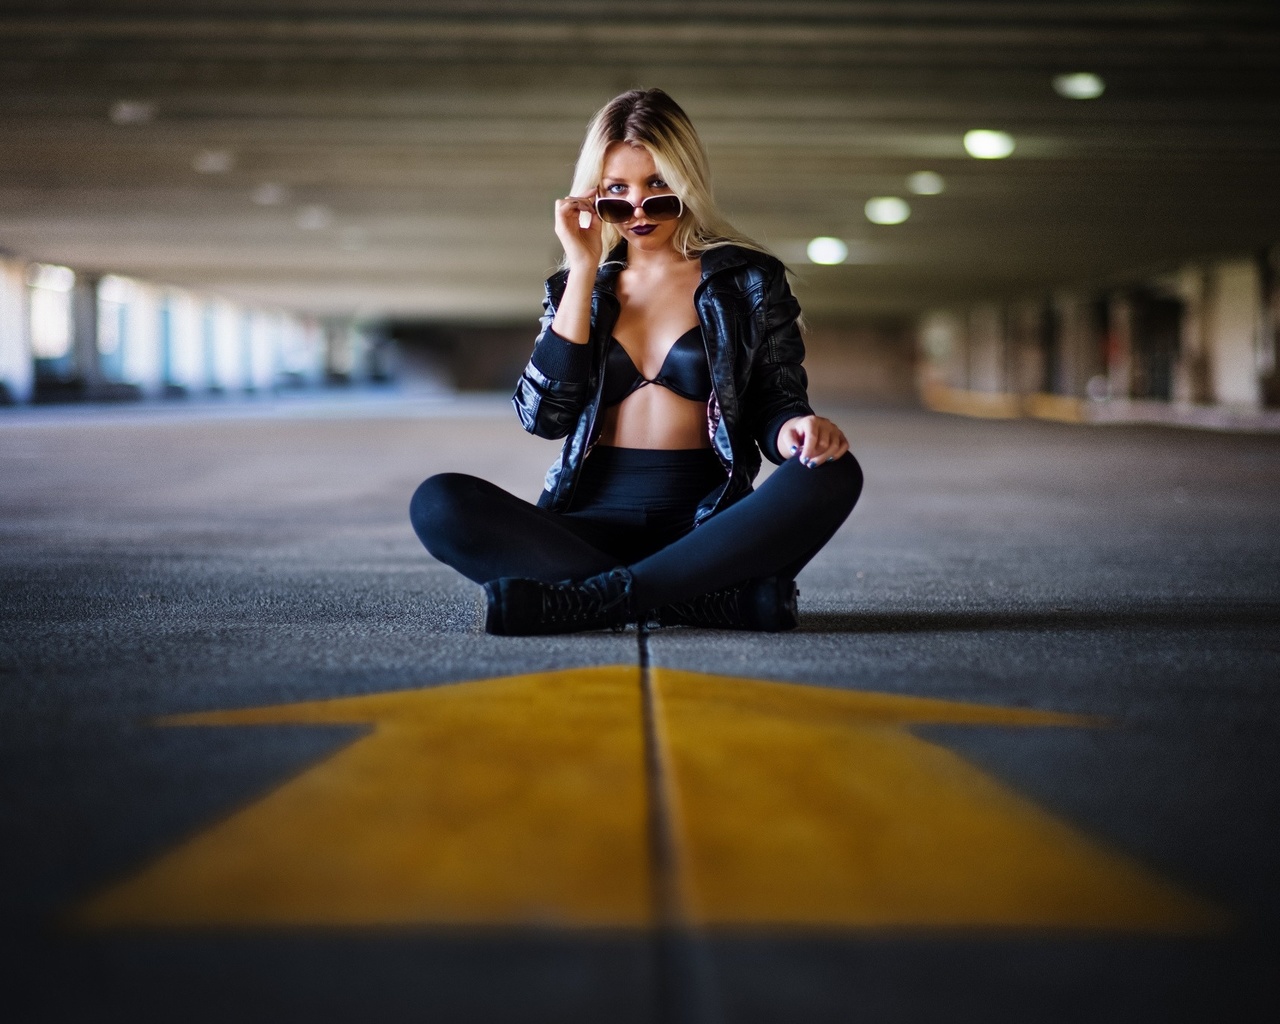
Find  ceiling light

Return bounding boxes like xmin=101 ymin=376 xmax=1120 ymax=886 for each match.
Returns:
xmin=806 ymin=237 xmax=848 ymax=265
xmin=907 ymin=171 xmax=944 ymax=195
xmin=109 ymin=100 xmax=155 ymax=125
xmin=98 ymin=275 xmax=133 ymax=304
xmin=252 ymin=182 xmax=288 ymax=206
xmin=296 ymin=205 xmax=333 ymax=230
xmin=193 ymin=149 xmax=234 ymax=174
xmin=1052 ymin=72 xmax=1105 ymax=100
xmin=864 ymin=197 xmax=911 ymax=225
xmin=26 ymin=263 xmax=75 ymax=291
xmin=963 ymin=130 xmax=1015 ymax=159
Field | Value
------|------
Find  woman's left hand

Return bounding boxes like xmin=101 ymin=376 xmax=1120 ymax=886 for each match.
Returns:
xmin=777 ymin=415 xmax=849 ymax=468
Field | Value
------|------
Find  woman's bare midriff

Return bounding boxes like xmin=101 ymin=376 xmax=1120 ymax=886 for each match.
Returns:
xmin=595 ymin=385 xmax=710 ymax=450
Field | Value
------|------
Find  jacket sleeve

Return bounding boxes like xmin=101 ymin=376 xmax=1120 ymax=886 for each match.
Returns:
xmin=511 ymin=285 xmax=594 ymax=440
xmin=742 ymin=262 xmax=816 ymax=464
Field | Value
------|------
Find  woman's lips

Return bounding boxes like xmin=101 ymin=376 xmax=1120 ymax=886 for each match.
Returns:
xmin=630 ymin=224 xmax=657 ymax=236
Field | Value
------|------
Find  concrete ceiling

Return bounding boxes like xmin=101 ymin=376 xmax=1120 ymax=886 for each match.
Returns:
xmin=2 ymin=1 xmax=1280 ymax=322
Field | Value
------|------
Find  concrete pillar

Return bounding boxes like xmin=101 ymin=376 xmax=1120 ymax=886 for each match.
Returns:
xmin=0 ymin=257 xmax=33 ymax=404
xmin=1172 ymin=267 xmax=1211 ymax=404
xmin=167 ymin=291 xmax=204 ymax=392
xmin=122 ymin=282 xmax=164 ymax=397
xmin=208 ymin=300 xmax=244 ymax=392
xmin=96 ymin=276 xmax=128 ymax=383
xmin=1106 ymin=293 xmax=1133 ymax=399
xmin=1006 ymin=300 xmax=1044 ymax=396
xmin=245 ymin=310 xmax=281 ymax=392
xmin=1052 ymin=291 xmax=1102 ymax=398
xmin=278 ymin=314 xmax=321 ymax=387
xmin=918 ymin=311 xmax=966 ymax=390
xmin=324 ymin=318 xmax=354 ymax=382
xmin=1263 ymin=247 xmax=1280 ymax=407
xmin=1205 ymin=259 xmax=1263 ymax=408
xmin=70 ymin=274 xmax=103 ymax=397
xmin=966 ymin=304 xmax=1005 ymax=393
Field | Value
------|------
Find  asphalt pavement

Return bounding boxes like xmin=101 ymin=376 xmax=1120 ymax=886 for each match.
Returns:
xmin=1 ymin=392 xmax=1277 ymax=1023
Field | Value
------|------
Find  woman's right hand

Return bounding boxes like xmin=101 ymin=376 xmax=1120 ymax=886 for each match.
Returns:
xmin=554 ymin=193 xmax=603 ymax=270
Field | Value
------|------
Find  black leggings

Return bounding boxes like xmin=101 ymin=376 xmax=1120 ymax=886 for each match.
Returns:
xmin=410 ymin=446 xmax=862 ymax=610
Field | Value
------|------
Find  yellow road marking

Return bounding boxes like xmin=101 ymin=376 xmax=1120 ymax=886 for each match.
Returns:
xmin=76 ymin=666 xmax=1226 ymax=932
xmin=76 ymin=666 xmax=652 ymax=927
xmin=651 ymin=669 xmax=1225 ymax=931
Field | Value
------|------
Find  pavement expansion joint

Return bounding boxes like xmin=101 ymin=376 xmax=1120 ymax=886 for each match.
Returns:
xmin=639 ymin=628 xmax=725 ymax=1023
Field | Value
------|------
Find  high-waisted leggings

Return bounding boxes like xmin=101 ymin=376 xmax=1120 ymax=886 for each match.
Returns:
xmin=410 ymin=446 xmax=863 ymax=610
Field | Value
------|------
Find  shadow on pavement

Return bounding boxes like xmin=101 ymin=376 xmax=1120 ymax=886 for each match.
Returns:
xmin=799 ymin=602 xmax=1280 ymax=634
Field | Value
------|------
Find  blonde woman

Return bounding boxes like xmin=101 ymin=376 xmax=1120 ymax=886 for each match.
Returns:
xmin=411 ymin=89 xmax=861 ymax=634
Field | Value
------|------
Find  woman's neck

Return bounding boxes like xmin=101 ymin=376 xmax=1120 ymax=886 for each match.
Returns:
xmin=624 ymin=241 xmax=694 ymax=276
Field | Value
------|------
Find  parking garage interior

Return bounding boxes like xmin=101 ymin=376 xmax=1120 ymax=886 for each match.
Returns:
xmin=2 ymin=3 xmax=1279 ymax=1022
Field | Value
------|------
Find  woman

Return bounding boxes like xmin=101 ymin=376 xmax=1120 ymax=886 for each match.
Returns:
xmin=411 ymin=88 xmax=862 ymax=635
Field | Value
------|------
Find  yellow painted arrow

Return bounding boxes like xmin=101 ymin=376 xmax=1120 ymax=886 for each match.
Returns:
xmin=75 ymin=666 xmax=1226 ymax=932
xmin=77 ymin=666 xmax=652 ymax=928
xmin=651 ymin=668 xmax=1223 ymax=931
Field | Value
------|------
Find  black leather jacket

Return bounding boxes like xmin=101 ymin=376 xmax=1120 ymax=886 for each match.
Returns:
xmin=512 ymin=242 xmax=814 ymax=527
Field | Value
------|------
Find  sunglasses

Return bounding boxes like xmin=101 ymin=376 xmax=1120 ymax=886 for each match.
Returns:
xmin=594 ymin=193 xmax=684 ymax=224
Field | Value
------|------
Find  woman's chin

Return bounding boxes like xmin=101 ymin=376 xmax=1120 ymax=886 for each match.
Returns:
xmin=626 ymin=229 xmax=674 ymax=252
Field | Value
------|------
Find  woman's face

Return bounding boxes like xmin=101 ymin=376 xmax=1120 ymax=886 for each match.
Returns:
xmin=599 ymin=141 xmax=681 ymax=254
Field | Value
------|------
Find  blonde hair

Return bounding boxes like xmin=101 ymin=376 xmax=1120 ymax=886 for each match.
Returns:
xmin=567 ymin=88 xmax=772 ymax=267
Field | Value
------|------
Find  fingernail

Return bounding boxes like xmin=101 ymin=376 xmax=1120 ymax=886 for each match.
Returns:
xmin=790 ymin=445 xmax=798 ymax=453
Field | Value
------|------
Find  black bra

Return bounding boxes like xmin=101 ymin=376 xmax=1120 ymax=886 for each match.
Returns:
xmin=601 ymin=326 xmax=712 ymax=407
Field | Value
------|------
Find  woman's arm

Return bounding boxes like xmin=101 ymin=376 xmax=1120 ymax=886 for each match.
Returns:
xmin=742 ymin=262 xmax=849 ymax=466
xmin=740 ymin=261 xmax=815 ymax=460
xmin=511 ymin=196 xmax=604 ymax=439
xmin=512 ymin=285 xmax=593 ymax=440
xmin=550 ymin=195 xmax=601 ymax=344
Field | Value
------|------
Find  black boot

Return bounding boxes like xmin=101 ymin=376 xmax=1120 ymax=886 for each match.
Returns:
xmin=484 ymin=567 xmax=636 ymax=636
xmin=651 ymin=577 xmax=799 ymax=632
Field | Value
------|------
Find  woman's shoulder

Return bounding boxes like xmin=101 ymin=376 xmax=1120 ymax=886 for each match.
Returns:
xmin=700 ymin=243 xmax=788 ymax=286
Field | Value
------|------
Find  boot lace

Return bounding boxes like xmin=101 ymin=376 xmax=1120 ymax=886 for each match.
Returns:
xmin=660 ymin=586 xmax=746 ymax=629
xmin=540 ymin=571 xmax=632 ymax=627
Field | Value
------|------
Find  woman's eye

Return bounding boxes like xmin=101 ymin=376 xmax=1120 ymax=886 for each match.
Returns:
xmin=606 ymin=183 xmax=627 ymax=194
xmin=651 ymin=178 xmax=667 ymax=188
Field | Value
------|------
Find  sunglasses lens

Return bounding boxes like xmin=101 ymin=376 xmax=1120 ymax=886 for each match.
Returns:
xmin=643 ymin=195 xmax=682 ymax=221
xmin=594 ymin=199 xmax=633 ymax=223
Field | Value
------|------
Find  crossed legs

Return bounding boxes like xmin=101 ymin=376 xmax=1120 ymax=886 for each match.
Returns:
xmin=410 ymin=453 xmax=862 ymax=612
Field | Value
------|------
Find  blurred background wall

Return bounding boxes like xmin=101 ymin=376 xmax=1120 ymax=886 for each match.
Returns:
xmin=1 ymin=1 xmax=1278 ymax=419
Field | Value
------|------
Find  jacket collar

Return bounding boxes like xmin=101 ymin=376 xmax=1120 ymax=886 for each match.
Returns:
xmin=698 ymin=244 xmax=751 ymax=280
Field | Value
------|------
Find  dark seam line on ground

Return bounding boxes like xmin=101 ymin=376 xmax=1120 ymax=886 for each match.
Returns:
xmin=639 ymin=625 xmax=722 ymax=1024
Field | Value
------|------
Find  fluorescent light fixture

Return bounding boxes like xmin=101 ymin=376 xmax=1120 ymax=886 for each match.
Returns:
xmin=27 ymin=263 xmax=75 ymax=291
xmin=98 ymin=275 xmax=133 ymax=304
xmin=963 ymin=130 xmax=1015 ymax=159
xmin=193 ymin=149 xmax=234 ymax=174
xmin=907 ymin=171 xmax=944 ymax=195
xmin=1053 ymin=72 xmax=1105 ymax=100
xmin=109 ymin=100 xmax=155 ymax=125
xmin=296 ymin=205 xmax=333 ymax=230
xmin=806 ymin=237 xmax=848 ymax=265
xmin=252 ymin=182 xmax=288 ymax=206
xmin=864 ymin=197 xmax=911 ymax=225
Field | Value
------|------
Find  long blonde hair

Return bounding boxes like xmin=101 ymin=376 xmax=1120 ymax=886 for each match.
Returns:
xmin=567 ymin=89 xmax=772 ymax=267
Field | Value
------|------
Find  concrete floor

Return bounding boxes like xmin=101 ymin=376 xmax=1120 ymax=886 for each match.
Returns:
xmin=1 ymin=394 xmax=1278 ymax=1023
